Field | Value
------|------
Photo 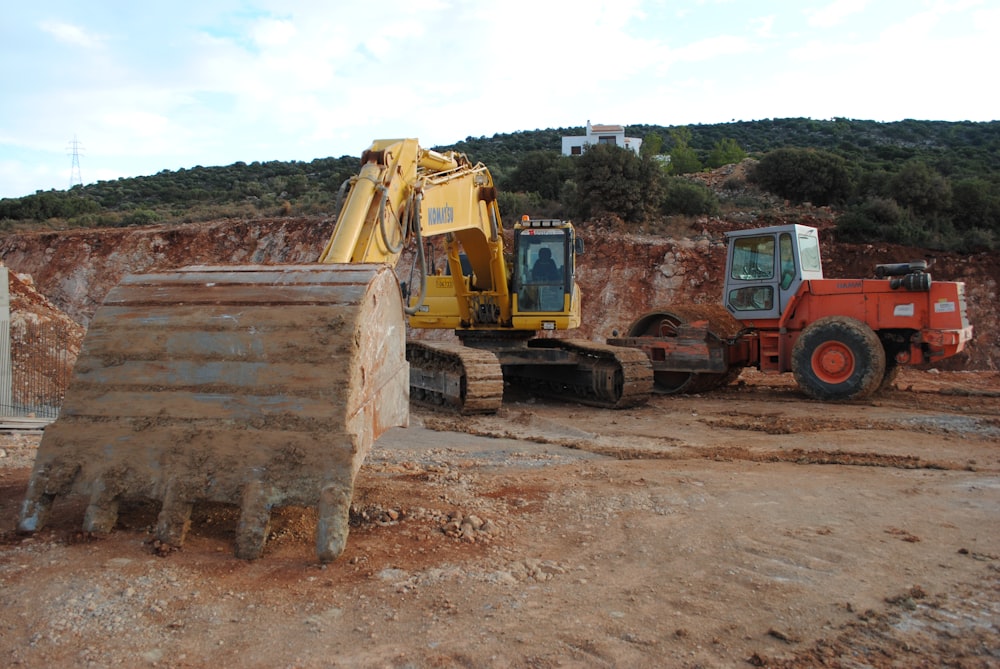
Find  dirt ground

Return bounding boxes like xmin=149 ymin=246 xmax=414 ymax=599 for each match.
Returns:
xmin=1 ymin=369 xmax=998 ymax=668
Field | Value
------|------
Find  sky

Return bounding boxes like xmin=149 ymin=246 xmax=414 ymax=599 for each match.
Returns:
xmin=1 ymin=0 xmax=997 ymax=199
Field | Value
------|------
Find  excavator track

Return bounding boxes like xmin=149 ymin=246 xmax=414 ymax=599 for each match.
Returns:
xmin=406 ymin=341 xmax=504 ymax=414
xmin=508 ymin=339 xmax=653 ymax=409
xmin=18 ymin=264 xmax=408 ymax=563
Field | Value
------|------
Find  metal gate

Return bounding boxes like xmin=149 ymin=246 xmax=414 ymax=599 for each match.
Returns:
xmin=1 ymin=268 xmax=76 ymax=421
xmin=1 ymin=319 xmax=76 ymax=420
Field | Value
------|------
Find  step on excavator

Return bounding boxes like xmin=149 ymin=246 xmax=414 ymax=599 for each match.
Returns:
xmin=19 ymin=139 xmax=650 ymax=562
xmin=608 ymin=223 xmax=973 ymax=400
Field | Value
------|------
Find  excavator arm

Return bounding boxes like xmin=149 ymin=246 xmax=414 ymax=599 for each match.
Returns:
xmin=320 ymin=138 xmax=512 ymax=324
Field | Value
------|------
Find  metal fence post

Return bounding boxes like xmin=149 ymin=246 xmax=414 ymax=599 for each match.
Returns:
xmin=0 ymin=267 xmax=11 ymax=416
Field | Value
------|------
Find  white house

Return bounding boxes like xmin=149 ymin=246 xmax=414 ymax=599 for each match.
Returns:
xmin=561 ymin=120 xmax=643 ymax=156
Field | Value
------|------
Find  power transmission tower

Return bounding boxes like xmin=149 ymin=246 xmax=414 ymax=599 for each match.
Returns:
xmin=67 ymin=135 xmax=84 ymax=189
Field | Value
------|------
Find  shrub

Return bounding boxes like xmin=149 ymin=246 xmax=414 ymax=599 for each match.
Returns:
xmin=836 ymin=197 xmax=906 ymax=243
xmin=721 ymin=176 xmax=745 ymax=192
xmin=750 ymin=148 xmax=855 ymax=206
xmin=958 ymin=227 xmax=996 ymax=251
xmin=662 ymin=178 xmax=719 ymax=216
xmin=573 ymin=144 xmax=664 ymax=223
xmin=119 ymin=209 xmax=161 ymax=227
xmin=889 ymin=160 xmax=951 ymax=215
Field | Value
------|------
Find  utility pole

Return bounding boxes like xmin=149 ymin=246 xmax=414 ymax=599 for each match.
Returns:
xmin=67 ymin=135 xmax=84 ymax=189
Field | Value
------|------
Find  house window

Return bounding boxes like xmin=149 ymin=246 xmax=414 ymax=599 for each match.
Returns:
xmin=598 ymin=136 xmax=616 ymax=145
xmin=571 ymin=146 xmax=582 ymax=155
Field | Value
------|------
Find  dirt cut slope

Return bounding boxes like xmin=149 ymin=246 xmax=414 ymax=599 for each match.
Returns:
xmin=1 ymin=215 xmax=996 ymax=370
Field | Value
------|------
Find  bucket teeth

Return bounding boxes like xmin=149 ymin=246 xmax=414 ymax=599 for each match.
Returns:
xmin=316 ymin=482 xmax=355 ymax=563
xmin=155 ymin=479 xmax=195 ymax=547
xmin=235 ymin=480 xmax=273 ymax=560
xmin=82 ymin=474 xmax=122 ymax=534
xmin=19 ymin=264 xmax=409 ymax=562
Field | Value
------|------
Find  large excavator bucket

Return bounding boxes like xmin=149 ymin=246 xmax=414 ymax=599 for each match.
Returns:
xmin=18 ymin=264 xmax=408 ymax=563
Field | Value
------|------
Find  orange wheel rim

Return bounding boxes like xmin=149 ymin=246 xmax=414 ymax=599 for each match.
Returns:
xmin=812 ymin=341 xmax=855 ymax=384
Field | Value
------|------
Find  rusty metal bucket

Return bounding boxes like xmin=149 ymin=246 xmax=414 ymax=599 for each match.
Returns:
xmin=18 ymin=264 xmax=408 ymax=562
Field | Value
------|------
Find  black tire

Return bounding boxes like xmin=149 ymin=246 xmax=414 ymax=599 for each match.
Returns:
xmin=792 ymin=316 xmax=886 ymax=401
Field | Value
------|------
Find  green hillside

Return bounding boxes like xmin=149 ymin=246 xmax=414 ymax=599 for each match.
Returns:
xmin=2 ymin=118 xmax=998 ymax=250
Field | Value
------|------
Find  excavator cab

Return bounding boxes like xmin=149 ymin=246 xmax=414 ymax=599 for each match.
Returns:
xmin=511 ymin=217 xmax=580 ymax=326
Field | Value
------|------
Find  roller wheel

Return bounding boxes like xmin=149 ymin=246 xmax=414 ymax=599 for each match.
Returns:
xmin=627 ymin=306 xmax=742 ymax=395
xmin=627 ymin=310 xmax=695 ymax=393
xmin=792 ymin=316 xmax=885 ymax=401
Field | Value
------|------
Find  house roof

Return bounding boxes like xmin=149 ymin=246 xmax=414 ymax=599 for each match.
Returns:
xmin=590 ymin=124 xmax=624 ymax=133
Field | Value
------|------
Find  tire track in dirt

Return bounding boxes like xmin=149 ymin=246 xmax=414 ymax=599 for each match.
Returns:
xmin=420 ymin=411 xmax=979 ymax=470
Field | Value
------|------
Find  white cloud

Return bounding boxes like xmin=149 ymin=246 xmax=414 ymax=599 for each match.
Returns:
xmin=751 ymin=15 xmax=776 ymax=38
xmin=972 ymin=5 xmax=1000 ymax=32
xmin=0 ymin=159 xmax=64 ymax=196
xmin=1 ymin=0 xmax=996 ymax=198
xmin=672 ymin=35 xmax=757 ymax=63
xmin=39 ymin=20 xmax=105 ymax=48
xmin=806 ymin=0 xmax=870 ymax=28
xmin=250 ymin=18 xmax=296 ymax=48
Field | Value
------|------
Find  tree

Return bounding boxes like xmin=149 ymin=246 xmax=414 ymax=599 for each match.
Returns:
xmin=640 ymin=132 xmax=663 ymax=157
xmin=667 ymin=127 xmax=702 ymax=175
xmin=951 ymin=178 xmax=1000 ymax=231
xmin=750 ymin=148 xmax=855 ymax=205
xmin=285 ymin=174 xmax=310 ymax=198
xmin=507 ymin=151 xmax=573 ymax=201
xmin=889 ymin=160 xmax=951 ymax=215
xmin=573 ymin=144 xmax=665 ymax=223
xmin=707 ymin=138 xmax=747 ymax=168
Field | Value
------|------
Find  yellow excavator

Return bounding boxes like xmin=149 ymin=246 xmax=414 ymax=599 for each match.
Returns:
xmin=19 ymin=139 xmax=650 ymax=562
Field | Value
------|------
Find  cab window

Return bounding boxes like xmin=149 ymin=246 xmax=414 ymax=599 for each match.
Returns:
xmin=519 ymin=243 xmax=563 ymax=285
xmin=779 ymin=233 xmax=795 ymax=289
xmin=728 ymin=286 xmax=774 ymax=311
xmin=517 ymin=232 xmax=567 ymax=312
xmin=730 ymin=235 xmax=775 ymax=280
xmin=798 ymin=234 xmax=821 ymax=272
